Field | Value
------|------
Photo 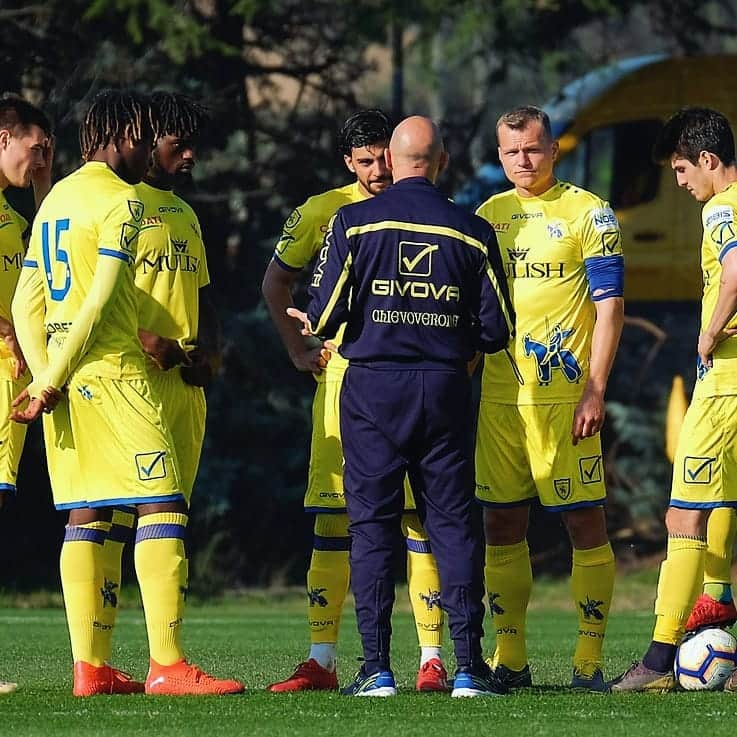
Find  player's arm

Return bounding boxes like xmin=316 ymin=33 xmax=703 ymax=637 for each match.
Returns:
xmin=698 ymin=248 xmax=737 ymax=367
xmin=180 ymin=286 xmax=221 ymax=387
xmin=262 ymin=259 xmax=329 ymax=374
xmin=138 ymin=328 xmax=189 ymax=370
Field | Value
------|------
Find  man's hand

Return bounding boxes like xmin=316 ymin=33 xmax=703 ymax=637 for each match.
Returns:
xmin=292 ymin=340 xmax=332 ymax=375
xmin=698 ymin=327 xmax=737 ymax=369
xmin=10 ymin=385 xmax=61 ymax=424
xmin=571 ymin=385 xmax=605 ymax=446
xmin=139 ymin=329 xmax=189 ymax=371
xmin=180 ymin=349 xmax=216 ymax=388
xmin=3 ymin=331 xmax=27 ymax=380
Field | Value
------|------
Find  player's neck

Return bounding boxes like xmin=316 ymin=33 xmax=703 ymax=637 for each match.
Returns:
xmin=713 ymin=166 xmax=737 ymax=195
xmin=0 ymin=170 xmax=8 ymax=191
xmin=514 ymin=176 xmax=557 ymax=199
xmin=143 ymin=173 xmax=174 ymax=192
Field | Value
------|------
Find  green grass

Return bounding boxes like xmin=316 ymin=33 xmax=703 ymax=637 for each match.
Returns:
xmin=4 ymin=573 xmax=737 ymax=737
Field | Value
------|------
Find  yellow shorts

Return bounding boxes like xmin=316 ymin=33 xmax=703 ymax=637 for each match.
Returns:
xmin=305 ymin=375 xmax=416 ymax=513
xmin=475 ymin=402 xmax=606 ymax=511
xmin=0 ymin=369 xmax=29 ymax=493
xmin=146 ymin=365 xmax=206 ymax=503
xmin=670 ymin=395 xmax=737 ymax=508
xmin=44 ymin=374 xmax=183 ymax=510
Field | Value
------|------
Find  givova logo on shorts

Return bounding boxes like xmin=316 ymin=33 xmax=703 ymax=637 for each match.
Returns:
xmin=135 ymin=451 xmax=168 ymax=481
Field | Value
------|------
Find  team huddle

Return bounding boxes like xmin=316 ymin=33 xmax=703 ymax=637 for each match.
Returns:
xmin=0 ymin=89 xmax=735 ymax=698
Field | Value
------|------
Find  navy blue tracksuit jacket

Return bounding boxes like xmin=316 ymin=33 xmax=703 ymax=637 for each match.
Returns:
xmin=305 ymin=176 xmax=515 ymax=673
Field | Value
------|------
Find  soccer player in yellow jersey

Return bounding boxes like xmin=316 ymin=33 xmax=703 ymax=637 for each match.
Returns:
xmin=611 ymin=108 xmax=737 ymax=692
xmin=474 ymin=106 xmax=624 ymax=691
xmin=10 ymin=90 xmax=242 ymax=697
xmin=262 ymin=110 xmax=447 ymax=692
xmin=94 ymin=91 xmax=219 ymax=671
xmin=0 ymin=94 xmax=53 ymax=695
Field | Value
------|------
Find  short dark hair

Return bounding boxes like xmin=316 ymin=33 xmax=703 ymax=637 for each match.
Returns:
xmin=497 ymin=105 xmax=552 ymax=140
xmin=79 ymin=89 xmax=159 ymax=160
xmin=338 ymin=109 xmax=393 ymax=156
xmin=151 ymin=91 xmax=209 ymax=141
xmin=652 ymin=107 xmax=736 ymax=166
xmin=0 ymin=95 xmax=52 ymax=136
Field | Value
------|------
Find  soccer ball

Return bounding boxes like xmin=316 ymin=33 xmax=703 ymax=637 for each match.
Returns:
xmin=675 ymin=627 xmax=737 ymax=690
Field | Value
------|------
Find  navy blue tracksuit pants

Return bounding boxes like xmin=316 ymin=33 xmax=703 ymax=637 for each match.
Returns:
xmin=340 ymin=363 xmax=485 ymax=672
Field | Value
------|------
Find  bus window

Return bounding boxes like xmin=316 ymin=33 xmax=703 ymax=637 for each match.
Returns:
xmin=556 ymin=119 xmax=662 ymax=209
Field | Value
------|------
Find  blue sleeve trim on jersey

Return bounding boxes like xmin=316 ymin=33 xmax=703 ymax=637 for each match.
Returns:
xmin=0 ymin=483 xmax=16 ymax=496
xmin=718 ymin=241 xmax=737 ymax=263
xmin=23 ymin=259 xmax=38 ymax=268
xmin=273 ymin=254 xmax=303 ymax=273
xmin=98 ymin=248 xmax=131 ymax=263
xmin=313 ymin=534 xmax=351 ymax=552
xmin=584 ymin=255 xmax=624 ymax=301
xmin=406 ymin=538 xmax=433 ymax=554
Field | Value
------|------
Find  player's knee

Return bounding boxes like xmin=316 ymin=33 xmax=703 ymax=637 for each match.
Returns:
xmin=563 ymin=506 xmax=608 ymax=548
xmin=665 ymin=506 xmax=708 ymax=539
xmin=483 ymin=506 xmax=528 ymax=545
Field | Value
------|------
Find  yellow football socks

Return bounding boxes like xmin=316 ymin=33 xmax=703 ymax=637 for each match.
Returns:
xmin=60 ymin=521 xmax=111 ymax=666
xmin=308 ymin=514 xmax=351 ymax=650
xmin=571 ymin=543 xmax=615 ymax=673
xmin=703 ymin=507 xmax=736 ymax=599
xmin=97 ymin=508 xmax=135 ymax=660
xmin=134 ymin=512 xmax=188 ymax=666
xmin=485 ymin=541 xmax=532 ymax=671
xmin=403 ymin=513 xmax=443 ymax=649
xmin=654 ymin=536 xmax=707 ymax=645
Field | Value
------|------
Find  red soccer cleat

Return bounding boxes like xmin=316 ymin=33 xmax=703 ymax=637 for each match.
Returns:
xmin=145 ymin=658 xmax=245 ymax=696
xmin=415 ymin=658 xmax=450 ymax=692
xmin=73 ymin=661 xmax=145 ymax=697
xmin=267 ymin=659 xmax=338 ymax=693
xmin=686 ymin=593 xmax=737 ymax=632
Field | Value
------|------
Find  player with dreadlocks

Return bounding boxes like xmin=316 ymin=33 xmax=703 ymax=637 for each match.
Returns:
xmin=96 ymin=91 xmax=222 ymax=683
xmin=10 ymin=89 xmax=243 ymax=696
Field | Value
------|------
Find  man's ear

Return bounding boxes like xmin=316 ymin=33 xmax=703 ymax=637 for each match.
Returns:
xmin=438 ymin=150 xmax=449 ymax=174
xmin=0 ymin=129 xmax=10 ymax=149
xmin=385 ymin=147 xmax=394 ymax=171
xmin=344 ymin=153 xmax=355 ymax=175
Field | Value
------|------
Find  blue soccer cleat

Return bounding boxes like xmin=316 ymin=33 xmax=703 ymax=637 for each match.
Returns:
xmin=341 ymin=667 xmax=397 ymax=697
xmin=451 ymin=662 xmax=508 ymax=698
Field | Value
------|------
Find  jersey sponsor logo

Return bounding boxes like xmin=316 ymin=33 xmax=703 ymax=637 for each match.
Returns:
xmin=511 ymin=212 xmax=542 ymax=220
xmin=310 ymin=216 xmax=335 ymax=288
xmin=0 ymin=252 xmax=22 ymax=271
xmin=547 ymin=221 xmax=564 ymax=239
xmin=491 ymin=222 xmax=510 ymax=232
xmin=579 ymin=455 xmax=602 ymax=484
xmin=506 ymin=247 xmax=529 ymax=262
xmin=172 ymin=238 xmax=188 ymax=253
xmin=506 ymin=261 xmax=565 ymax=279
xmin=159 ymin=205 xmax=183 ymax=214
xmin=591 ymin=206 xmax=618 ymax=232
xmin=398 ymin=241 xmax=438 ymax=277
xmin=705 ymin=206 xmax=734 ymax=228
xmin=135 ymin=450 xmax=168 ymax=481
xmin=683 ymin=456 xmax=716 ymax=484
xmin=371 ymin=281 xmax=461 ymax=301
xmin=371 ymin=309 xmax=460 ymax=328
xmin=127 ymin=199 xmax=144 ymax=222
xmin=46 ymin=321 xmax=72 ymax=333
xmin=141 ymin=215 xmax=163 ymax=227
xmin=140 ymin=252 xmax=200 ymax=274
xmin=553 ymin=477 xmax=572 ymax=500
xmin=0 ymin=213 xmax=12 ymax=228
xmin=523 ymin=322 xmax=582 ymax=385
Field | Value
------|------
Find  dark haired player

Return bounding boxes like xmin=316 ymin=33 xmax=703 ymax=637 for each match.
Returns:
xmin=612 ymin=107 xmax=737 ymax=692
xmin=11 ymin=90 xmax=242 ymax=696
xmin=0 ymin=93 xmax=53 ymax=694
xmin=262 ymin=110 xmax=448 ymax=693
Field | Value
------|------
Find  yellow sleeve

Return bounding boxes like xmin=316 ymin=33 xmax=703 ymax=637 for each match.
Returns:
xmin=576 ymin=200 xmax=623 ymax=259
xmin=703 ymin=200 xmax=737 ymax=262
xmin=11 ymin=260 xmax=47 ymax=380
xmin=194 ymin=214 xmax=210 ymax=288
xmin=273 ymin=199 xmax=325 ymax=271
xmin=29 ymin=198 xmax=139 ymax=396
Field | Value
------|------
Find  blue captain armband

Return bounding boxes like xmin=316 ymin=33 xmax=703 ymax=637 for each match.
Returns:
xmin=584 ymin=255 xmax=624 ymax=301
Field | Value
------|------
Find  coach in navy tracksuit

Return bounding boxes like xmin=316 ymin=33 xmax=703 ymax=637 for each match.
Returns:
xmin=289 ymin=116 xmax=514 ymax=697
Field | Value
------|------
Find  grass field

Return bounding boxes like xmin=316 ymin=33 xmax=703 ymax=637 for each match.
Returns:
xmin=5 ymin=572 xmax=737 ymax=737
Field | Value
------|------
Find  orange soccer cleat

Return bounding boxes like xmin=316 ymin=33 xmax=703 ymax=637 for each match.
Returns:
xmin=145 ymin=658 xmax=245 ymax=696
xmin=73 ymin=661 xmax=145 ymax=697
xmin=267 ymin=659 xmax=338 ymax=693
xmin=686 ymin=594 xmax=737 ymax=632
xmin=415 ymin=658 xmax=449 ymax=692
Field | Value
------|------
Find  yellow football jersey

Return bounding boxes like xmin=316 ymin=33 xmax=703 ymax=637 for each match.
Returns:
xmin=24 ymin=161 xmax=146 ymax=383
xmin=133 ymin=182 xmax=210 ymax=351
xmin=0 ymin=190 xmax=27 ymax=367
xmin=695 ymin=183 xmax=737 ymax=398
xmin=273 ymin=181 xmax=367 ymax=378
xmin=477 ymin=181 xmax=623 ymax=405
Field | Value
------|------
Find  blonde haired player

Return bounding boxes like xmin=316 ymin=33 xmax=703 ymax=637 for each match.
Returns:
xmin=262 ymin=110 xmax=448 ymax=693
xmin=11 ymin=90 xmax=242 ymax=697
